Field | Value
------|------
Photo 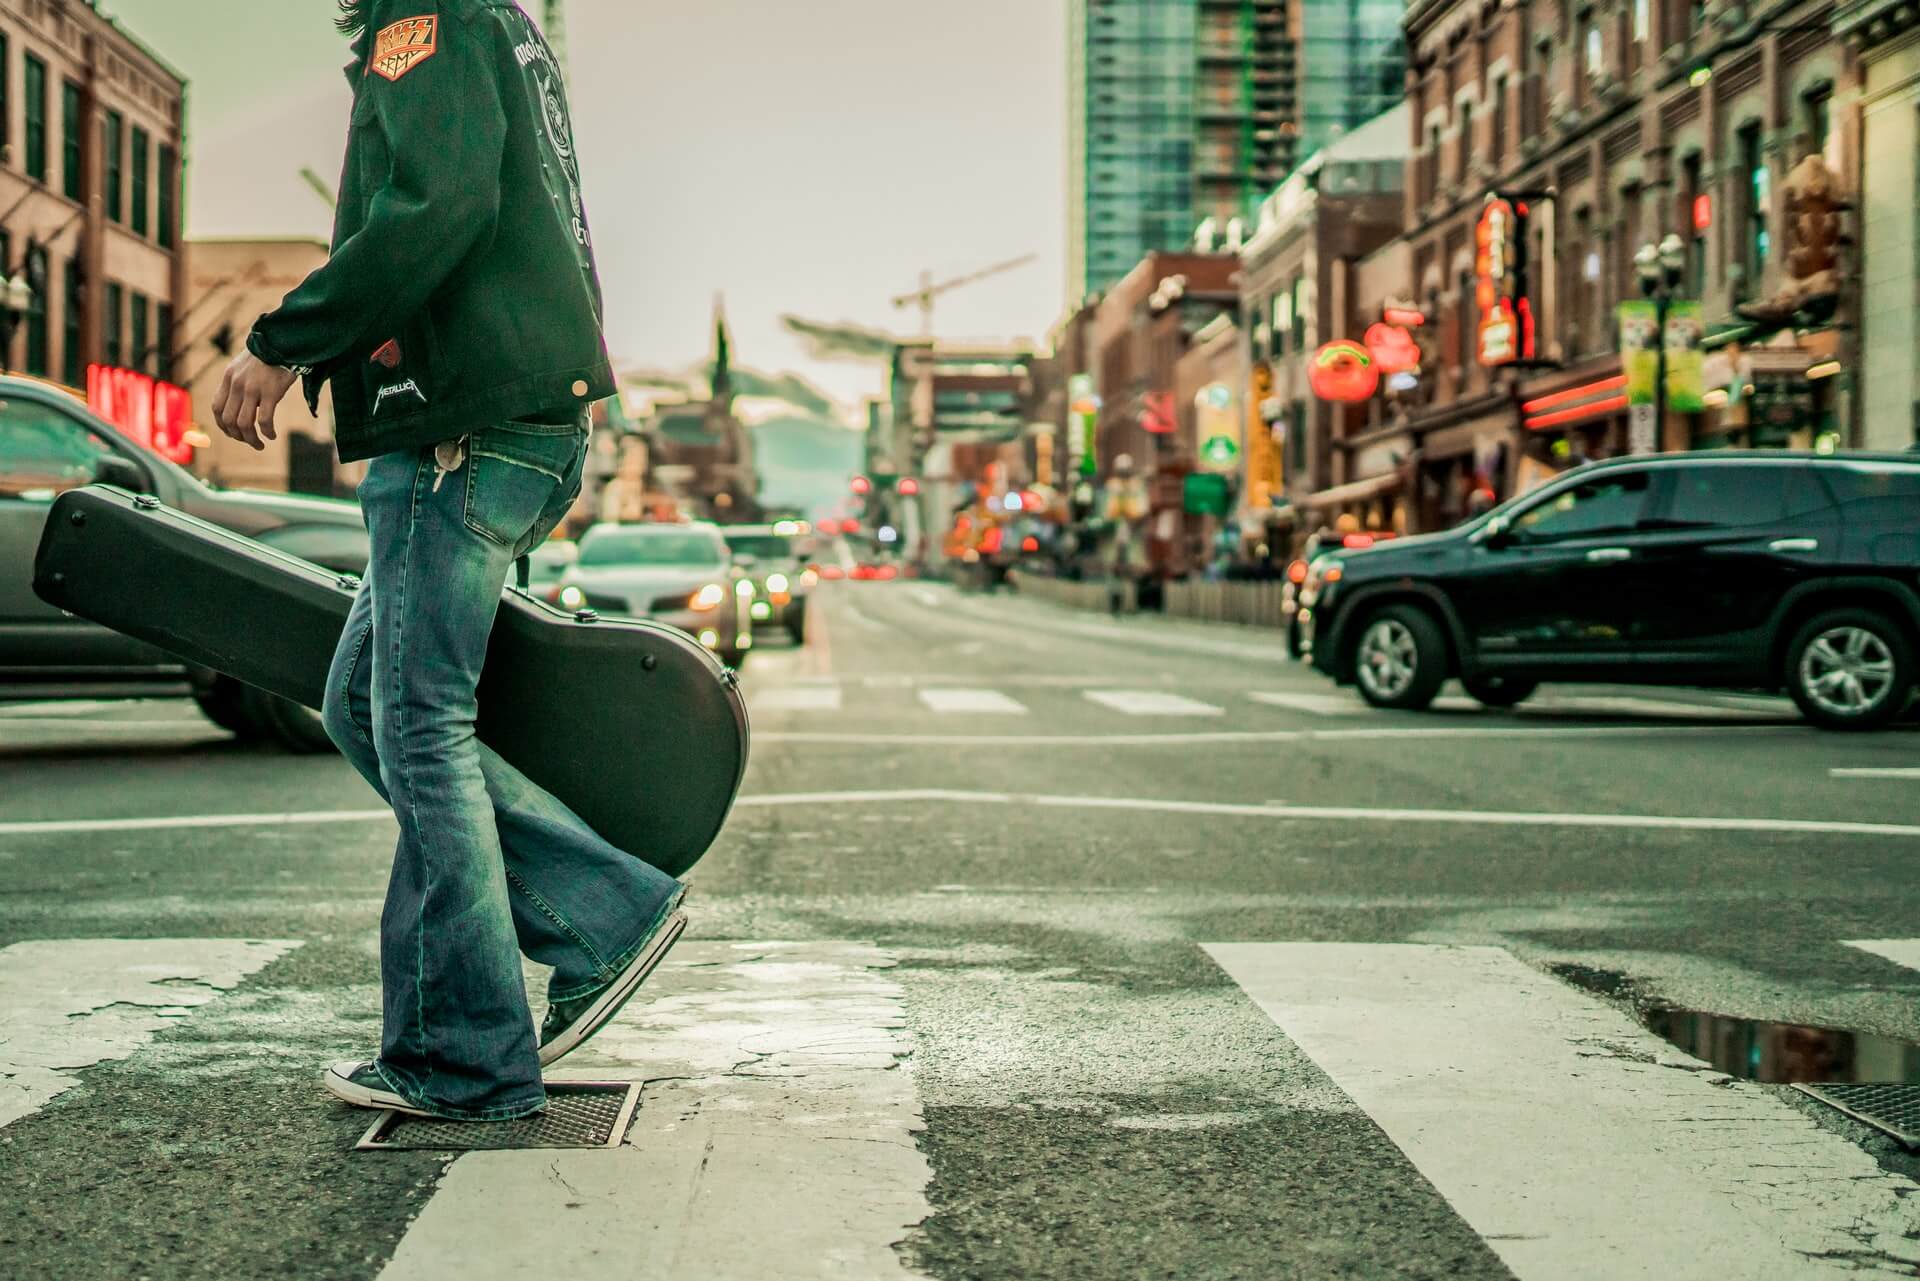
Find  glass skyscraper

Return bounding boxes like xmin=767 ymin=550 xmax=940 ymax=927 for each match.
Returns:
xmin=1069 ymin=0 xmax=1407 ymax=301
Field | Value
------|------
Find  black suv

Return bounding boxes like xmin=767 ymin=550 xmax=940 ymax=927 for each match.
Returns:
xmin=1300 ymin=452 xmax=1920 ymax=730
xmin=1 ymin=376 xmax=368 ymax=749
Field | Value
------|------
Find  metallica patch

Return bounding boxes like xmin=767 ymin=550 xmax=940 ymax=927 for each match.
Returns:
xmin=369 ymin=17 xmax=438 ymax=82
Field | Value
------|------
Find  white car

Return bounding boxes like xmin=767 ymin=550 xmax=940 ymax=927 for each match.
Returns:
xmin=551 ymin=522 xmax=753 ymax=666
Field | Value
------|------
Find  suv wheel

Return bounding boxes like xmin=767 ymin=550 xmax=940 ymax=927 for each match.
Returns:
xmin=192 ymin=675 xmax=266 ymax=739
xmin=1351 ymin=605 xmax=1448 ymax=711
xmin=240 ymin=684 xmax=338 ymax=754
xmin=1785 ymin=610 xmax=1915 ymax=731
xmin=1463 ymin=675 xmax=1538 ymax=709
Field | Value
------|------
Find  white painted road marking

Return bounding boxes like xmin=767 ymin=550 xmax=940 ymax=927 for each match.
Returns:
xmin=918 ymin=687 xmax=1027 ymax=715
xmin=1831 ymin=767 xmax=1920 ymax=780
xmin=1204 ymin=942 xmax=1920 ymax=1280
xmin=750 ymin=685 xmax=845 ymax=712
xmin=755 ymin=724 xmax=1801 ymax=747
xmin=379 ymin=942 xmax=930 ymax=1281
xmin=1844 ymin=939 xmax=1920 ymax=972
xmin=8 ymin=786 xmax=1914 ymax=839
xmin=1249 ymin=690 xmax=1362 ymax=716
xmin=1084 ymin=690 xmax=1225 ymax=717
xmin=0 ymin=938 xmax=298 ymax=1129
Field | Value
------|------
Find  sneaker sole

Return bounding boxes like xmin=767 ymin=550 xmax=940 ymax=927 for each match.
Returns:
xmin=324 ymin=1068 xmax=437 ymax=1118
xmin=538 ymin=910 xmax=688 ymax=1067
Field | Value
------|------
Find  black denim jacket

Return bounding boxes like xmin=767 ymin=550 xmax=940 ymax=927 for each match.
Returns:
xmin=249 ymin=0 xmax=614 ymax=464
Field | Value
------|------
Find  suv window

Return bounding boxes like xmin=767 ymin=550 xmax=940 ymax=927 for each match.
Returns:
xmin=1512 ymin=470 xmax=1652 ymax=542
xmin=0 ymin=398 xmax=116 ymax=500
xmin=1823 ymin=464 xmax=1920 ymax=527
xmin=1661 ymin=464 xmax=1832 ymax=529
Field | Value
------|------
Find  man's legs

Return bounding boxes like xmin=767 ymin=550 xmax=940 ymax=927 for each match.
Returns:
xmin=324 ymin=422 xmax=679 ymax=1119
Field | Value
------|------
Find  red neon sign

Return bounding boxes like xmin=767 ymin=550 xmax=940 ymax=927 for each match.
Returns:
xmin=1692 ymin=194 xmax=1712 ymax=232
xmin=1307 ymin=340 xmax=1379 ymax=403
xmin=88 ymin=365 xmax=196 ymax=465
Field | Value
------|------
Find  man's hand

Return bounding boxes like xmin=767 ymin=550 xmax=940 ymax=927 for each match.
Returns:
xmin=212 ymin=353 xmax=300 ymax=451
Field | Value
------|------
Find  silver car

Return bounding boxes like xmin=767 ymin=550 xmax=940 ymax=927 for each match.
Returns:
xmin=551 ymin=522 xmax=754 ymax=666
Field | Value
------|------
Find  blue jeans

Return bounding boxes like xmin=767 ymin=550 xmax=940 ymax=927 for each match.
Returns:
xmin=323 ymin=419 xmax=684 ymax=1120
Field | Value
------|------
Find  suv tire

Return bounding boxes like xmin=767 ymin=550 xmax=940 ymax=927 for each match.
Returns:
xmin=240 ymin=684 xmax=338 ymax=754
xmin=1463 ymin=675 xmax=1538 ymax=708
xmin=1785 ymin=609 xmax=1915 ymax=731
xmin=192 ymin=675 xmax=267 ymax=739
xmin=1351 ymin=604 xmax=1448 ymax=711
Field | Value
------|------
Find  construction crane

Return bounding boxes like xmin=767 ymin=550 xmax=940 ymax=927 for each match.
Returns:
xmin=891 ymin=254 xmax=1038 ymax=337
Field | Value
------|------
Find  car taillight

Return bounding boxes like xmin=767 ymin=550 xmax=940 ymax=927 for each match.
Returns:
xmin=1287 ymin=560 xmax=1309 ymax=585
xmin=1343 ymin=534 xmax=1376 ymax=550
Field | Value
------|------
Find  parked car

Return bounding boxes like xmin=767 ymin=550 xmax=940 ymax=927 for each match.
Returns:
xmin=0 ymin=375 xmax=368 ymax=750
xmin=552 ymin=521 xmax=753 ymax=666
xmin=522 ymin=538 xmax=577 ymax=593
xmin=1284 ymin=530 xmax=1396 ymax=658
xmin=719 ymin=524 xmax=814 ymax=644
xmin=1300 ymin=452 xmax=1920 ymax=730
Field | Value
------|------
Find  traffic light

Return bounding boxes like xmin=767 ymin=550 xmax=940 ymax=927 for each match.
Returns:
xmin=850 ymin=475 xmax=872 ymax=495
xmin=897 ymin=477 xmax=920 ymax=497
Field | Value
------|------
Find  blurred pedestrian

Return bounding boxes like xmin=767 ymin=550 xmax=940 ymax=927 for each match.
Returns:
xmin=212 ymin=0 xmax=686 ymax=1122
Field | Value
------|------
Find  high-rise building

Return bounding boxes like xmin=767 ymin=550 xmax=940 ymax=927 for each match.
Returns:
xmin=1068 ymin=0 xmax=1405 ymax=303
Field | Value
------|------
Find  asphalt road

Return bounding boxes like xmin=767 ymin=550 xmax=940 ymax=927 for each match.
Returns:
xmin=3 ymin=579 xmax=1919 ymax=1280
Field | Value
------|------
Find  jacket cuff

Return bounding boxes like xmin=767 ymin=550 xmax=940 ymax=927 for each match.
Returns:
xmin=246 ymin=328 xmax=314 ymax=377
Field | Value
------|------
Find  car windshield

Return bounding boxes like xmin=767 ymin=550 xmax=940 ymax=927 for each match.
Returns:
xmin=577 ymin=528 xmax=727 ymax=567
xmin=724 ymin=534 xmax=795 ymax=560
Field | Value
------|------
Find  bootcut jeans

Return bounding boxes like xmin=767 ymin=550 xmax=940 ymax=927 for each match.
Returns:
xmin=322 ymin=417 xmax=684 ymax=1120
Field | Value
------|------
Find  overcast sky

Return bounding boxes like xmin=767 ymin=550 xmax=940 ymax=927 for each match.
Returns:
xmin=100 ymin=0 xmax=1068 ymax=419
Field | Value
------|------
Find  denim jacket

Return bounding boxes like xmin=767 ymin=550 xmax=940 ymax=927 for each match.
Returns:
xmin=248 ymin=0 xmax=613 ymax=463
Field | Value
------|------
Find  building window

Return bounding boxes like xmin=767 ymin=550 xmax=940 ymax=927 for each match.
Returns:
xmin=104 ymin=111 xmax=123 ymax=223
xmin=1456 ymin=268 xmax=1474 ymax=370
xmin=157 ymin=145 xmax=178 ymax=249
xmin=1633 ymin=0 xmax=1650 ymax=42
xmin=104 ymin=282 xmax=123 ymax=367
xmin=24 ymin=54 xmax=46 ymax=182
xmin=1274 ymin=290 xmax=1293 ymax=355
xmin=0 ymin=35 xmax=10 ymax=164
xmin=1585 ymin=22 xmax=1604 ymax=77
xmin=1489 ymin=76 xmax=1507 ymax=169
xmin=62 ymin=257 xmax=83 ymax=388
xmin=1738 ymin=122 xmax=1769 ymax=298
xmin=1575 ymin=205 xmax=1598 ymax=352
xmin=155 ymin=302 xmax=173 ymax=381
xmin=25 ymin=244 xmax=49 ymax=376
xmin=1803 ymin=84 xmax=1835 ymax=169
xmin=130 ymin=292 xmax=149 ymax=374
xmin=61 ymin=81 xmax=82 ymax=201
xmin=1424 ymin=123 xmax=1441 ymax=203
xmin=1458 ymin=100 xmax=1473 ymax=181
xmin=131 ymin=128 xmax=150 ymax=236
xmin=1291 ymin=274 xmax=1308 ymax=351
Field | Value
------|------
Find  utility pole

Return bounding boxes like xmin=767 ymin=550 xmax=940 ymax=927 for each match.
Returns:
xmin=542 ymin=0 xmax=571 ymax=86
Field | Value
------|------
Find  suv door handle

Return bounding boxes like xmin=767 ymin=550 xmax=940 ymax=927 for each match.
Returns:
xmin=1768 ymin=538 xmax=1819 ymax=553
xmin=1585 ymin=547 xmax=1632 ymax=563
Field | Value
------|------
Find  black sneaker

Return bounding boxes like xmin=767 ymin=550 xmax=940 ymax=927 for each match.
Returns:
xmin=323 ymin=1060 xmax=436 ymax=1118
xmin=538 ymin=890 xmax=689 ymax=1067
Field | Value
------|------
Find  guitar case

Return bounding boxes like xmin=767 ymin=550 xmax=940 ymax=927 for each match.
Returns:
xmin=32 ymin=485 xmax=748 ymax=879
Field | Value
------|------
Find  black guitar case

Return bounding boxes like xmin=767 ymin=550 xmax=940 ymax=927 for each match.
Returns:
xmin=32 ymin=485 xmax=749 ymax=879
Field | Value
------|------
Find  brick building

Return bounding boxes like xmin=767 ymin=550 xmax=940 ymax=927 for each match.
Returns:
xmin=0 ymin=1 xmax=184 ymax=395
xmin=1399 ymin=0 xmax=1857 ymax=526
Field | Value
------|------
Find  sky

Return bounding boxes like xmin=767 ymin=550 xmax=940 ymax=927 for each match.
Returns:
xmin=99 ymin=0 xmax=1070 ymax=423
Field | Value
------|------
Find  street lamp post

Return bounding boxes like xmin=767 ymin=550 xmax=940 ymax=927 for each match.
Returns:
xmin=1631 ymin=233 xmax=1687 ymax=454
xmin=0 ymin=272 xmax=35 ymax=376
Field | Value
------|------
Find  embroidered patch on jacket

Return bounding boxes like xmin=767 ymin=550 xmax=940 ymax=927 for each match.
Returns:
xmin=369 ymin=17 xmax=438 ymax=82
xmin=370 ymin=338 xmax=402 ymax=368
xmin=373 ymin=379 xmax=428 ymax=415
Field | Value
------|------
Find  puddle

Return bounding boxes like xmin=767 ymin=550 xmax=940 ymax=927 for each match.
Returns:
xmin=1551 ymin=964 xmax=1920 ymax=1084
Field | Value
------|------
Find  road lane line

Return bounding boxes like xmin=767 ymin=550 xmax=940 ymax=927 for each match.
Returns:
xmin=1831 ymin=767 xmax=1920 ymax=780
xmin=1085 ymin=690 xmax=1225 ymax=717
xmin=749 ymin=685 xmax=844 ymax=712
xmin=0 ymin=809 xmax=395 ymax=836
xmin=1843 ymin=939 xmax=1920 ymax=971
xmin=756 ymin=723 xmax=1801 ymax=747
xmin=918 ymin=687 xmax=1028 ymax=715
xmin=379 ymin=942 xmax=930 ymax=1281
xmin=1204 ymin=942 xmax=1920 ymax=1281
xmin=1248 ymin=691 xmax=1362 ymax=716
xmin=0 ymin=938 xmax=299 ymax=1129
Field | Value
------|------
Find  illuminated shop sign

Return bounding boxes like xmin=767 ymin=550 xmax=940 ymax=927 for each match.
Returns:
xmin=88 ymin=365 xmax=196 ymax=465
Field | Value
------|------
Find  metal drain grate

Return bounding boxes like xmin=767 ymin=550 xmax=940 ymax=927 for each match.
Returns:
xmin=356 ymin=1081 xmax=642 ymax=1152
xmin=1793 ymin=1083 xmax=1920 ymax=1150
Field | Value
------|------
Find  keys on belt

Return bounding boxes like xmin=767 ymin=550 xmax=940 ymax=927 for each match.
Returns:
xmin=432 ymin=437 xmax=468 ymax=493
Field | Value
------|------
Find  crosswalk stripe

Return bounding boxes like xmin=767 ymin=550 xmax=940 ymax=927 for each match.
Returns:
xmin=749 ymin=685 xmax=844 ymax=712
xmin=918 ymin=687 xmax=1028 ymax=715
xmin=1248 ymin=690 xmax=1361 ymax=716
xmin=1832 ymin=767 xmax=1920 ymax=780
xmin=1843 ymin=939 xmax=1920 ymax=972
xmin=0 ymin=938 xmax=299 ymax=1130
xmin=379 ymin=942 xmax=931 ymax=1281
xmin=1206 ymin=942 xmax=1920 ymax=1280
xmin=1084 ymin=690 xmax=1224 ymax=717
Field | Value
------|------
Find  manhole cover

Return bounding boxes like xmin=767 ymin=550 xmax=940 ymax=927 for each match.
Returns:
xmin=1794 ymin=1083 xmax=1920 ymax=1150
xmin=355 ymin=1081 xmax=642 ymax=1152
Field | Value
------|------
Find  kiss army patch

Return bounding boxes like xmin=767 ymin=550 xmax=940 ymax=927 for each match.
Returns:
xmin=370 ymin=16 xmax=438 ymax=81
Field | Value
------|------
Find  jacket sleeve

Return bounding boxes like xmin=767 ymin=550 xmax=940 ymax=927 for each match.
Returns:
xmin=248 ymin=2 xmax=505 ymax=377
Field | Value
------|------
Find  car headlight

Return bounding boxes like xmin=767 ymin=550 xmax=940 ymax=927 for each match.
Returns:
xmin=800 ymin=569 xmax=819 ymax=589
xmin=1303 ymin=557 xmax=1344 ymax=600
xmin=766 ymin=573 xmax=789 ymax=595
xmin=690 ymin=583 xmax=726 ymax=611
xmin=558 ymin=585 xmax=586 ymax=610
